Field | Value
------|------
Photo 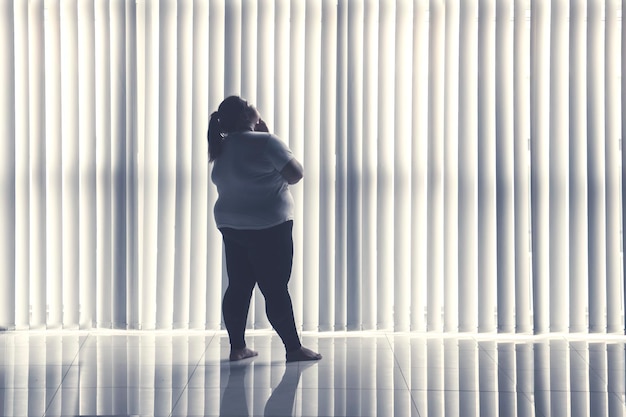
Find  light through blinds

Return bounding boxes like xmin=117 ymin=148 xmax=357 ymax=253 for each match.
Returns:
xmin=0 ymin=0 xmax=623 ymax=333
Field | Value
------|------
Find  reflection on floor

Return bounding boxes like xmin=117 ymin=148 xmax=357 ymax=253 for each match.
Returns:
xmin=1 ymin=330 xmax=626 ymax=416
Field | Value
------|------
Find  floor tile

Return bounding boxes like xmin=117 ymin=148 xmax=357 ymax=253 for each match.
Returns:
xmin=301 ymin=387 xmax=419 ymax=417
xmin=1 ymin=331 xmax=626 ymax=416
xmin=44 ymin=386 xmax=186 ymax=417
xmin=0 ymin=387 xmax=59 ymax=417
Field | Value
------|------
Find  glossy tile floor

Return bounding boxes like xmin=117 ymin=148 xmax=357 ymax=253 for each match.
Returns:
xmin=1 ymin=330 xmax=626 ymax=416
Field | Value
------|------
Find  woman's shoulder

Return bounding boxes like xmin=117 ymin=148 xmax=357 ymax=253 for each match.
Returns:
xmin=228 ymin=131 xmax=288 ymax=154
xmin=265 ymin=133 xmax=286 ymax=146
xmin=232 ymin=130 xmax=275 ymax=143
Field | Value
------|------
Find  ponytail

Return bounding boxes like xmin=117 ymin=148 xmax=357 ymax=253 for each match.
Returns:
xmin=208 ymin=96 xmax=250 ymax=161
xmin=207 ymin=111 xmax=223 ymax=162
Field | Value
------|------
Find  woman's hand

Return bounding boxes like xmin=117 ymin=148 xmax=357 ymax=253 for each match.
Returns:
xmin=254 ymin=118 xmax=270 ymax=133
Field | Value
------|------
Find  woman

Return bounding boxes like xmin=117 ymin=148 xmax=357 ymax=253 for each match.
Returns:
xmin=208 ymin=96 xmax=322 ymax=362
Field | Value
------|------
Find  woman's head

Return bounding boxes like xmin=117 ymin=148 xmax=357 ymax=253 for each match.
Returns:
xmin=207 ymin=96 xmax=260 ymax=162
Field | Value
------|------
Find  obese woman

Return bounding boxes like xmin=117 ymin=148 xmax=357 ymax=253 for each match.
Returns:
xmin=208 ymin=96 xmax=322 ymax=363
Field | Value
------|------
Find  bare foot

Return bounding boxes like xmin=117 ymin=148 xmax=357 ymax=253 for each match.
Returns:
xmin=286 ymin=346 xmax=322 ymax=363
xmin=229 ymin=347 xmax=258 ymax=361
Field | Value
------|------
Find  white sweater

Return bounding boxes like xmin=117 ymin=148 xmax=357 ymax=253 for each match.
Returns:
xmin=211 ymin=131 xmax=296 ymax=230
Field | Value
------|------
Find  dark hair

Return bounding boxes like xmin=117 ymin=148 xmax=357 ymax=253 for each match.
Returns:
xmin=207 ymin=96 xmax=250 ymax=162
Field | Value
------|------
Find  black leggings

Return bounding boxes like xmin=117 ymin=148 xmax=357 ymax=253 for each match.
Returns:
xmin=220 ymin=221 xmax=301 ymax=352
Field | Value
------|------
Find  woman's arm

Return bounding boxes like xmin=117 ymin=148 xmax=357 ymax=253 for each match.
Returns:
xmin=257 ymin=119 xmax=303 ymax=184
xmin=280 ymin=158 xmax=304 ymax=184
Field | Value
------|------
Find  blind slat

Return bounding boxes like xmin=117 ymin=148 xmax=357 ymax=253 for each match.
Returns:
xmin=426 ymin=0 xmax=445 ymax=332
xmin=334 ymin=0 xmax=347 ymax=330
xmin=14 ymin=0 xmax=30 ymax=329
xmin=61 ymin=0 xmax=80 ymax=328
xmin=111 ymin=0 xmax=129 ymax=329
xmin=346 ymin=0 xmax=363 ymax=330
xmin=155 ymin=0 xmax=178 ymax=329
xmin=0 ymin=0 xmax=16 ymax=329
xmin=549 ymin=0 xmax=570 ymax=332
xmin=376 ymin=0 xmax=395 ymax=330
xmin=318 ymin=0 xmax=337 ymax=331
xmin=496 ymin=0 xmax=515 ymax=332
xmin=605 ymin=0 xmax=623 ymax=333
xmin=569 ymin=0 xmax=589 ymax=333
xmin=45 ymin=0 xmax=63 ymax=328
xmin=394 ymin=0 xmax=413 ymax=332
xmin=458 ymin=0 xmax=479 ymax=332
xmin=140 ymin=0 xmax=159 ymax=329
xmin=530 ymin=0 xmax=551 ymax=333
xmin=478 ymin=0 xmax=497 ymax=333
xmin=513 ymin=0 xmax=532 ymax=333
xmin=126 ymin=0 xmax=139 ymax=329
xmin=303 ymin=0 xmax=322 ymax=331
xmin=443 ymin=0 xmax=459 ymax=333
xmin=189 ymin=0 xmax=210 ymax=329
xmin=29 ymin=0 xmax=47 ymax=328
xmin=410 ymin=0 xmax=429 ymax=332
xmin=78 ymin=0 xmax=97 ymax=329
xmin=587 ymin=0 xmax=608 ymax=332
xmin=173 ymin=0 xmax=193 ymax=329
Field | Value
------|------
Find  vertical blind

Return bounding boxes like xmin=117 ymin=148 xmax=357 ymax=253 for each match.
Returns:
xmin=0 ymin=0 xmax=623 ymax=332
